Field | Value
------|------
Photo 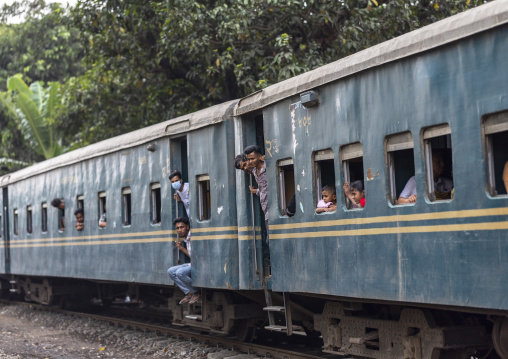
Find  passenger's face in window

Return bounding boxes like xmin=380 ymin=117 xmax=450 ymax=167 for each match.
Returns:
xmin=350 ymin=188 xmax=365 ymax=203
xmin=432 ymin=153 xmax=445 ymax=178
xmin=246 ymin=152 xmax=261 ymax=168
xmin=322 ymin=190 xmax=336 ymax=203
xmin=175 ymin=222 xmax=189 ymax=237
xmin=75 ymin=213 xmax=84 ymax=223
xmin=170 ymin=176 xmax=183 ymax=185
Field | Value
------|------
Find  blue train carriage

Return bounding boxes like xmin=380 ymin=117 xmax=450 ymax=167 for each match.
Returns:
xmin=0 ymin=100 xmax=263 ymax=335
xmin=235 ymin=1 xmax=508 ymax=358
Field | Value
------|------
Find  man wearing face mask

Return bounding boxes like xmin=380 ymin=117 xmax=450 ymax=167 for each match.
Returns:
xmin=169 ymin=170 xmax=190 ymax=217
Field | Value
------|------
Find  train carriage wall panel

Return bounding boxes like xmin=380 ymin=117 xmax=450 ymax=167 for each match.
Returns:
xmin=187 ymin=119 xmax=240 ymax=290
xmin=263 ymin=24 xmax=508 ymax=311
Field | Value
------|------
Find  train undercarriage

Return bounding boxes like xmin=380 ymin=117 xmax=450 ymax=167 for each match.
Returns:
xmin=2 ymin=275 xmax=506 ymax=359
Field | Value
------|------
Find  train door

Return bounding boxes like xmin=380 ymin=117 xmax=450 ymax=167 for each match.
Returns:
xmin=235 ymin=112 xmax=269 ymax=289
xmin=169 ymin=136 xmax=189 ymax=265
xmin=2 ymin=187 xmax=9 ymax=274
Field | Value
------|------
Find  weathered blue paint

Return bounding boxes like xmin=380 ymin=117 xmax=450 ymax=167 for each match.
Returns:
xmin=260 ymin=25 xmax=508 ymax=311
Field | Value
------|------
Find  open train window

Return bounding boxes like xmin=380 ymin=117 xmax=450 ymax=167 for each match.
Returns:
xmin=277 ymin=158 xmax=296 ymax=216
xmin=422 ymin=124 xmax=454 ymax=202
xmin=98 ymin=192 xmax=107 ymax=228
xmin=26 ymin=206 xmax=32 ymax=234
xmin=340 ymin=142 xmax=364 ymax=209
xmin=483 ymin=111 xmax=508 ymax=197
xmin=150 ymin=183 xmax=161 ymax=224
xmin=385 ymin=132 xmax=416 ymax=205
xmin=313 ymin=149 xmax=336 ymax=210
xmin=197 ymin=175 xmax=211 ymax=221
xmin=77 ymin=195 xmax=84 ymax=209
xmin=41 ymin=202 xmax=48 ymax=233
xmin=13 ymin=209 xmax=18 ymax=236
xmin=122 ymin=187 xmax=132 ymax=226
xmin=56 ymin=198 xmax=65 ymax=231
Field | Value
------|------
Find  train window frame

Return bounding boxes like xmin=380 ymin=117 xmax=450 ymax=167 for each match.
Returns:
xmin=422 ymin=124 xmax=454 ymax=202
xmin=197 ymin=175 xmax=211 ymax=221
xmin=98 ymin=191 xmax=106 ymax=228
xmin=77 ymin=195 xmax=84 ymax=210
xmin=385 ymin=132 xmax=416 ymax=206
xmin=41 ymin=202 xmax=48 ymax=233
xmin=122 ymin=187 xmax=132 ymax=226
xmin=312 ymin=149 xmax=336 ymax=211
xmin=150 ymin=183 xmax=161 ymax=225
xmin=13 ymin=208 xmax=18 ymax=236
xmin=26 ymin=205 xmax=32 ymax=234
xmin=277 ymin=158 xmax=296 ymax=217
xmin=340 ymin=142 xmax=365 ymax=210
xmin=482 ymin=111 xmax=508 ymax=197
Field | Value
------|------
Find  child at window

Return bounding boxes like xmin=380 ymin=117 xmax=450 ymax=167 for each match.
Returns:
xmin=343 ymin=180 xmax=365 ymax=208
xmin=316 ymin=185 xmax=337 ymax=213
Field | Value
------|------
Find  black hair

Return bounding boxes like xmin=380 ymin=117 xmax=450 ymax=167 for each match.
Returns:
xmin=51 ymin=198 xmax=63 ymax=208
xmin=322 ymin=185 xmax=336 ymax=195
xmin=74 ymin=208 xmax=84 ymax=216
xmin=173 ymin=216 xmax=190 ymax=227
xmin=168 ymin=170 xmax=182 ymax=181
xmin=350 ymin=180 xmax=364 ymax=192
xmin=244 ymin=145 xmax=261 ymax=156
xmin=285 ymin=194 xmax=296 ymax=217
xmin=234 ymin=154 xmax=246 ymax=170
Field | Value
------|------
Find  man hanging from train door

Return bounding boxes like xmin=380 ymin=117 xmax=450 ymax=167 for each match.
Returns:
xmin=169 ymin=170 xmax=190 ymax=217
xmin=245 ymin=145 xmax=270 ymax=244
xmin=167 ymin=217 xmax=200 ymax=304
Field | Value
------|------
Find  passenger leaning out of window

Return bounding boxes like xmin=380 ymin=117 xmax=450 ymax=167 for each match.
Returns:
xmin=74 ymin=208 xmax=84 ymax=231
xmin=169 ymin=170 xmax=190 ymax=217
xmin=51 ymin=198 xmax=65 ymax=230
xmin=168 ymin=217 xmax=200 ymax=305
xmin=99 ymin=205 xmax=107 ymax=228
xmin=398 ymin=150 xmax=453 ymax=204
xmin=343 ymin=180 xmax=365 ymax=208
xmin=245 ymin=145 xmax=269 ymax=243
xmin=316 ymin=185 xmax=337 ymax=213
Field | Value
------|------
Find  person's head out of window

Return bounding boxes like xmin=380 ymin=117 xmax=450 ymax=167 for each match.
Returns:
xmin=74 ymin=208 xmax=84 ymax=231
xmin=51 ymin=198 xmax=64 ymax=210
xmin=244 ymin=145 xmax=263 ymax=170
xmin=169 ymin=170 xmax=184 ymax=191
xmin=173 ymin=216 xmax=190 ymax=238
xmin=322 ymin=185 xmax=337 ymax=205
xmin=234 ymin=153 xmax=250 ymax=173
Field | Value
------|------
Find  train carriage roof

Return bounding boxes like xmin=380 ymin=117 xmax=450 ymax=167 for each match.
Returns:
xmin=0 ymin=100 xmax=237 ymax=187
xmin=235 ymin=0 xmax=508 ymax=116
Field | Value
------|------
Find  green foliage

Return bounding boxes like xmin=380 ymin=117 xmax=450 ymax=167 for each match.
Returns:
xmin=0 ymin=75 xmax=64 ymax=159
xmin=63 ymin=0 xmax=491 ymax=148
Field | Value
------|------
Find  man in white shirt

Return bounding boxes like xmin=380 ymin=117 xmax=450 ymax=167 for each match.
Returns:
xmin=167 ymin=217 xmax=200 ymax=304
xmin=169 ymin=170 xmax=190 ymax=217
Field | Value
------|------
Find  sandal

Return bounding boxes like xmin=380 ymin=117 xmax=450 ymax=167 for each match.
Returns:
xmin=188 ymin=293 xmax=201 ymax=304
xmin=178 ymin=293 xmax=193 ymax=305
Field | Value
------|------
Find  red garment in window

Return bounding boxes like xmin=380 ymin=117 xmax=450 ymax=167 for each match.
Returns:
xmin=360 ymin=198 xmax=366 ymax=208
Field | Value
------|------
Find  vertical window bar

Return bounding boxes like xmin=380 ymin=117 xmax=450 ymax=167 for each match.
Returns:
xmin=343 ymin=161 xmax=351 ymax=208
xmin=13 ymin=209 xmax=18 ymax=236
xmin=424 ymin=142 xmax=436 ymax=201
xmin=41 ymin=203 xmax=47 ymax=233
xmin=316 ymin=164 xmax=322 ymax=205
xmin=198 ymin=183 xmax=203 ymax=220
xmin=0 ymin=214 xmax=2 ymax=238
xmin=486 ymin=135 xmax=496 ymax=196
xmin=26 ymin=206 xmax=32 ymax=234
xmin=388 ymin=153 xmax=397 ymax=204
xmin=279 ymin=168 xmax=286 ymax=211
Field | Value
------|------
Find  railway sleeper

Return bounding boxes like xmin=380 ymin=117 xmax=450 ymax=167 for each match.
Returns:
xmin=314 ymin=301 xmax=490 ymax=359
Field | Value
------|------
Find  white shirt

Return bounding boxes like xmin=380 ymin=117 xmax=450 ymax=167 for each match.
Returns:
xmin=184 ymin=230 xmax=192 ymax=262
xmin=177 ymin=182 xmax=190 ymax=216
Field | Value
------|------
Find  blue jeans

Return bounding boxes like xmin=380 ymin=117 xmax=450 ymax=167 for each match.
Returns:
xmin=168 ymin=263 xmax=197 ymax=295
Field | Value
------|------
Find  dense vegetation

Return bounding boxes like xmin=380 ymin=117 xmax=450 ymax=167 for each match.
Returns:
xmin=0 ymin=0 xmax=491 ymax=175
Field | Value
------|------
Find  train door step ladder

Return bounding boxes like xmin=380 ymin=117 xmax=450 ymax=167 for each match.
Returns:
xmin=263 ymin=289 xmax=303 ymax=335
xmin=9 ymin=279 xmax=19 ymax=294
xmin=184 ymin=289 xmax=206 ymax=322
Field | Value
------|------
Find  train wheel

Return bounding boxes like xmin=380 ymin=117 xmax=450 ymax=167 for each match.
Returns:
xmin=493 ymin=317 xmax=508 ymax=359
xmin=235 ymin=319 xmax=256 ymax=342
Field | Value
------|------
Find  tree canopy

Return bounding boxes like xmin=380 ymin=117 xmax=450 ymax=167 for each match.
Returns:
xmin=0 ymin=0 xmax=492 ymax=174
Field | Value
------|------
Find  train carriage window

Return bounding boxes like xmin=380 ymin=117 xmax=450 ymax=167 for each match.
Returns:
xmin=26 ymin=206 xmax=32 ymax=234
xmin=340 ymin=142 xmax=365 ymax=209
xmin=150 ymin=183 xmax=161 ymax=224
xmin=197 ymin=175 xmax=211 ymax=221
xmin=422 ymin=124 xmax=454 ymax=202
xmin=13 ymin=209 xmax=18 ymax=236
xmin=277 ymin=158 xmax=296 ymax=216
xmin=385 ymin=132 xmax=416 ymax=205
xmin=98 ymin=192 xmax=106 ymax=228
xmin=41 ymin=202 xmax=48 ymax=233
xmin=77 ymin=195 xmax=84 ymax=210
xmin=313 ymin=149 xmax=336 ymax=209
xmin=483 ymin=111 xmax=508 ymax=196
xmin=56 ymin=198 xmax=65 ymax=231
xmin=122 ymin=187 xmax=132 ymax=226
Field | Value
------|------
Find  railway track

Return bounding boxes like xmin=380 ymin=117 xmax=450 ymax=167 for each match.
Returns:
xmin=0 ymin=299 xmax=344 ymax=359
